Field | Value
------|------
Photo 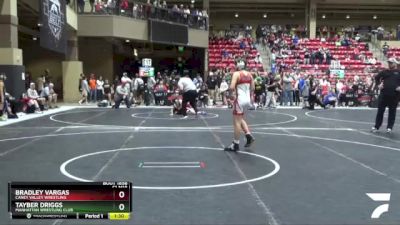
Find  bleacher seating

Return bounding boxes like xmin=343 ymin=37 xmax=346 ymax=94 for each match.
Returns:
xmin=274 ymin=37 xmax=385 ymax=85
xmin=386 ymin=48 xmax=400 ymax=58
xmin=208 ymin=38 xmax=263 ymax=71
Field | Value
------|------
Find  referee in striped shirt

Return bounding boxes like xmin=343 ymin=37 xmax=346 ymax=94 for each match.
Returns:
xmin=178 ymin=71 xmax=198 ymax=119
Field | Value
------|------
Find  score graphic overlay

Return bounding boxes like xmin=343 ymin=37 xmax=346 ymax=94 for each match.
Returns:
xmin=8 ymin=182 xmax=131 ymax=220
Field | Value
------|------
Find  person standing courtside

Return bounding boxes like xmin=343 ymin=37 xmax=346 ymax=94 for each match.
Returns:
xmin=372 ymin=58 xmax=400 ymax=133
xmin=224 ymin=62 xmax=255 ymax=151
xmin=177 ymin=71 xmax=198 ymax=119
xmin=0 ymin=73 xmax=6 ymax=120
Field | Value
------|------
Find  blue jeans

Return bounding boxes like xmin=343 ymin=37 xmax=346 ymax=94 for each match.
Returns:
xmin=90 ymin=89 xmax=97 ymax=102
xmin=283 ymin=90 xmax=293 ymax=106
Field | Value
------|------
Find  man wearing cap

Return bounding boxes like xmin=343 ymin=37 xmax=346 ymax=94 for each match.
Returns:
xmin=372 ymin=58 xmax=400 ymax=133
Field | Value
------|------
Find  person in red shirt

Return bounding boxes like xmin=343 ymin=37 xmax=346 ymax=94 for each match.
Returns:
xmin=89 ymin=74 xmax=97 ymax=103
xmin=154 ymin=80 xmax=168 ymax=105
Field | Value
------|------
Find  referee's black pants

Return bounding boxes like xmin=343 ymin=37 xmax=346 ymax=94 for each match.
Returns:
xmin=374 ymin=94 xmax=399 ymax=130
xmin=181 ymin=90 xmax=198 ymax=116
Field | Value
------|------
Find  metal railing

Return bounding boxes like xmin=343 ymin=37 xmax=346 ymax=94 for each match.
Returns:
xmin=76 ymin=0 xmax=208 ymax=30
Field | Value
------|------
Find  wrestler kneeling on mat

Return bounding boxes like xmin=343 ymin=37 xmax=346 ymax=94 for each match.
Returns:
xmin=224 ymin=62 xmax=255 ymax=151
xmin=170 ymin=90 xmax=206 ymax=116
xmin=170 ymin=91 xmax=196 ymax=116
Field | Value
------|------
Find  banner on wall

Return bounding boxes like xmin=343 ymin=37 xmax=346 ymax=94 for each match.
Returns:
xmin=330 ymin=69 xmax=345 ymax=79
xmin=139 ymin=67 xmax=155 ymax=77
xmin=40 ymin=0 xmax=67 ymax=54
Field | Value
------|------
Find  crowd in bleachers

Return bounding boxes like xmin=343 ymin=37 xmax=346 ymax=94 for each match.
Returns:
xmin=209 ymin=37 xmax=263 ymax=72
xmin=77 ymin=0 xmax=208 ymax=29
xmin=268 ymin=32 xmax=385 ymax=108
xmin=206 ymin=26 xmax=393 ymax=109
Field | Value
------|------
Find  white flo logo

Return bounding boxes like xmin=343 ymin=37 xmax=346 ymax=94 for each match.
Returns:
xmin=43 ymin=0 xmax=65 ymax=41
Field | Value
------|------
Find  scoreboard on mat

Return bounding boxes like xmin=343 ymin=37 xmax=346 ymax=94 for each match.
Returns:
xmin=8 ymin=182 xmax=132 ymax=220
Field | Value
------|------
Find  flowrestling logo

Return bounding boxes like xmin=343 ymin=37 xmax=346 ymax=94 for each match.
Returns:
xmin=366 ymin=193 xmax=391 ymax=219
xmin=43 ymin=0 xmax=65 ymax=40
xmin=40 ymin=0 xmax=66 ymax=53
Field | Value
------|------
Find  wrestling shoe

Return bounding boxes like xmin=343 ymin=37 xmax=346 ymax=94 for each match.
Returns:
xmin=244 ymin=134 xmax=255 ymax=148
xmin=371 ymin=127 xmax=378 ymax=133
xmin=224 ymin=142 xmax=239 ymax=152
xmin=387 ymin=128 xmax=392 ymax=134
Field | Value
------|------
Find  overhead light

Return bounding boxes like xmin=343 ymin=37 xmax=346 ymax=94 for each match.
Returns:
xmin=263 ymin=13 xmax=267 ymax=18
xmin=234 ymin=13 xmax=239 ymax=18
xmin=346 ymin=14 xmax=350 ymax=19
xmin=290 ymin=13 xmax=295 ymax=17
xmin=322 ymin=14 xmax=326 ymax=19
xmin=125 ymin=39 xmax=130 ymax=43
xmin=32 ymin=37 xmax=37 ymax=41
xmin=37 ymin=23 xmax=43 ymax=27
xmin=373 ymin=15 xmax=377 ymax=19
xmin=191 ymin=0 xmax=195 ymax=3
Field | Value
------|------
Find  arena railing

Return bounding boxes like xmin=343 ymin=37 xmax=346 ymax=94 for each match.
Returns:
xmin=77 ymin=1 xmax=208 ymax=31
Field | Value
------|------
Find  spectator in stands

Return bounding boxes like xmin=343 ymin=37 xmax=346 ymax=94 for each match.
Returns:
xmin=368 ymin=57 xmax=377 ymax=65
xmin=88 ymin=74 xmax=97 ymax=103
xmin=95 ymin=0 xmax=106 ymax=13
xmin=340 ymin=80 xmax=350 ymax=107
xmin=193 ymin=73 xmax=203 ymax=89
xmin=0 ymin=73 xmax=6 ymax=120
xmin=27 ymin=83 xmax=45 ymax=112
xmin=308 ymin=75 xmax=325 ymax=110
xmin=132 ymin=3 xmax=138 ymax=18
xmin=183 ymin=5 xmax=190 ymax=23
xmin=97 ymin=76 xmax=104 ymax=101
xmin=207 ymin=72 xmax=218 ymax=105
xmin=296 ymin=74 xmax=305 ymax=107
xmin=270 ymin=50 xmax=276 ymax=64
xmin=37 ymin=74 xmax=45 ymax=96
xmin=171 ymin=4 xmax=180 ymax=21
xmin=147 ymin=75 xmax=157 ymax=105
xmin=265 ymin=75 xmax=279 ymax=109
xmin=382 ymin=42 xmax=389 ymax=56
xmin=326 ymin=50 xmax=333 ymax=65
xmin=198 ymin=83 xmax=208 ymax=108
xmin=154 ymin=80 xmax=168 ymax=105
xmin=304 ymin=48 xmax=310 ymax=65
xmin=40 ymin=83 xmax=51 ymax=109
xmin=254 ymin=54 xmax=262 ymax=64
xmin=254 ymin=76 xmax=265 ymax=108
xmin=120 ymin=0 xmax=130 ymax=14
xmin=310 ymin=50 xmax=316 ymax=64
xmin=114 ymin=81 xmax=131 ymax=109
xmin=300 ymin=75 xmax=310 ymax=109
xmin=282 ymin=73 xmax=294 ymax=106
xmin=89 ymin=0 xmax=95 ymax=13
xmin=219 ymin=79 xmax=229 ymax=106
xmin=320 ymin=76 xmax=331 ymax=99
xmin=103 ymin=79 xmax=112 ymax=106
xmin=79 ymin=74 xmax=89 ymax=105
xmin=134 ymin=76 xmax=144 ymax=104
xmin=106 ymin=0 xmax=116 ymax=14
xmin=78 ymin=0 xmax=85 ymax=13
xmin=323 ymin=88 xmax=337 ymax=108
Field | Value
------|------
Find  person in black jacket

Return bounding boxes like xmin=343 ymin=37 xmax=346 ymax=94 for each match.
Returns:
xmin=372 ymin=58 xmax=400 ymax=133
xmin=308 ymin=75 xmax=325 ymax=110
